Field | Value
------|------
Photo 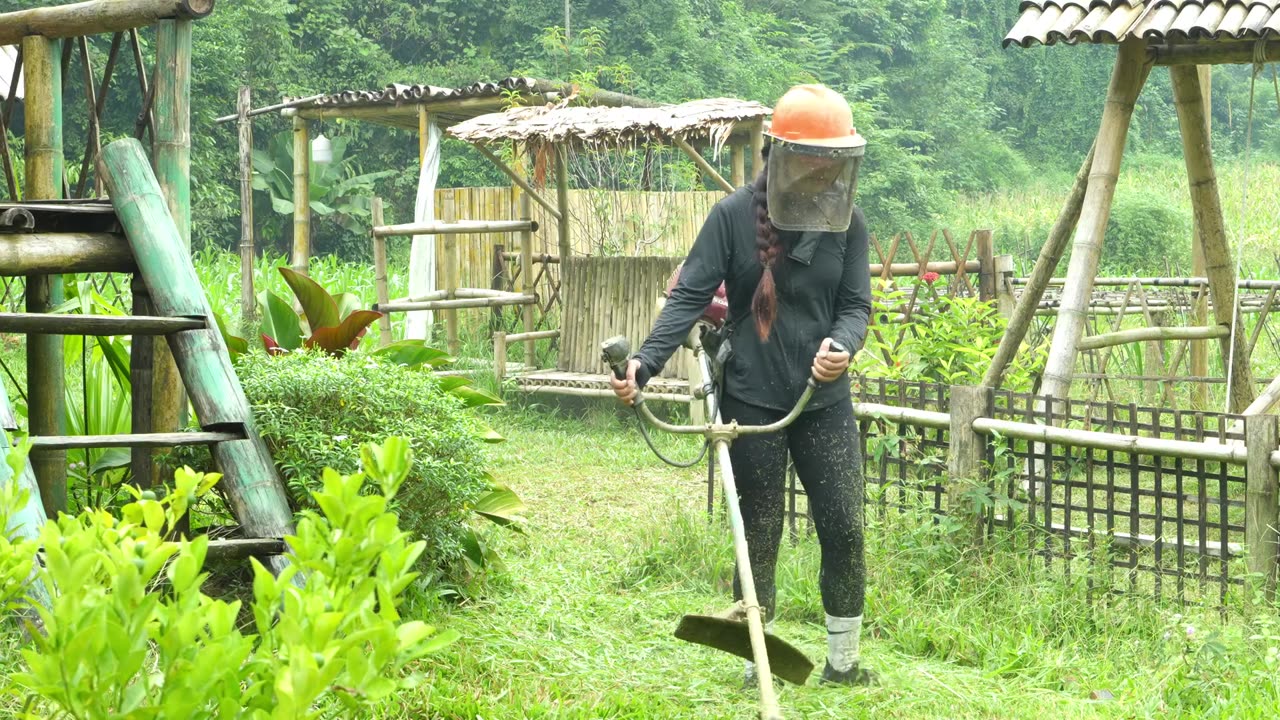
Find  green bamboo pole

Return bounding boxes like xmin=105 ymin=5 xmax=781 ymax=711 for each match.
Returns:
xmin=22 ymin=36 xmax=66 ymax=518
xmin=98 ymin=138 xmax=295 ymax=565
xmin=149 ymin=18 xmax=193 ymax=480
xmin=291 ymin=115 xmax=310 ymax=275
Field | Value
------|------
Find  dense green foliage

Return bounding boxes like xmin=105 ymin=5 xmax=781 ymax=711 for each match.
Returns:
xmin=1 ymin=436 xmax=454 ymax=719
xmin=169 ymin=349 xmax=497 ymax=581
xmin=5 ymin=0 xmax=1276 ymax=259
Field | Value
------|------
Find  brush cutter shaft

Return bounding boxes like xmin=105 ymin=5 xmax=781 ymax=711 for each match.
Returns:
xmin=702 ymin=350 xmax=783 ymax=720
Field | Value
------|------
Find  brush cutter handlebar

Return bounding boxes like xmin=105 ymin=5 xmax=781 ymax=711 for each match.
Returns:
xmin=601 ymin=334 xmax=845 ymax=439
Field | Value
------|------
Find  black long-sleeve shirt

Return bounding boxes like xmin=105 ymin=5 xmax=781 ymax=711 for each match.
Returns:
xmin=634 ymin=186 xmax=872 ymax=413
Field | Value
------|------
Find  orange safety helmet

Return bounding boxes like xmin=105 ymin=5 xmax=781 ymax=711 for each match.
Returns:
xmin=761 ymin=84 xmax=865 ymax=233
xmin=765 ymin=84 xmax=865 ymax=149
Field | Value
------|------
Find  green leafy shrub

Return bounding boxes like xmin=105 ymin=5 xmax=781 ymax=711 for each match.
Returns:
xmin=173 ymin=349 xmax=507 ymax=581
xmin=854 ymin=281 xmax=1045 ymax=392
xmin=3 ymin=436 xmax=456 ymax=719
xmin=1102 ymin=193 xmax=1192 ymax=275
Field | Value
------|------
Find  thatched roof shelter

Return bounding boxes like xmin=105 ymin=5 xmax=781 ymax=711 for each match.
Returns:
xmin=446 ymin=97 xmax=771 ymax=149
xmin=286 ymin=76 xmax=661 ymax=130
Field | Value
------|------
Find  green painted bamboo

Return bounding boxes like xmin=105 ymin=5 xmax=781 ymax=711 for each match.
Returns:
xmin=150 ymin=18 xmax=194 ymax=476
xmin=22 ymin=35 xmax=66 ymax=518
xmin=99 ymin=138 xmax=295 ymax=550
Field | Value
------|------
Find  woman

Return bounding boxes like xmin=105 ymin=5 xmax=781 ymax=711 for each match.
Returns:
xmin=609 ymin=83 xmax=875 ymax=686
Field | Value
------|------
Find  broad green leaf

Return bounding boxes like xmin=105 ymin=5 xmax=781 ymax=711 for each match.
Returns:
xmin=279 ymin=267 xmax=340 ymax=331
xmin=309 ymin=199 xmax=336 ymax=216
xmin=473 ymin=485 xmax=526 ymax=531
xmin=372 ymin=341 xmax=453 ymax=369
xmin=447 ymin=385 xmax=504 ymax=408
xmin=477 ymin=426 xmax=505 ymax=444
xmin=89 ymin=448 xmax=130 ymax=476
xmin=304 ymin=310 xmax=381 ymax=354
xmin=270 ymin=196 xmax=295 ymax=215
xmin=258 ymin=291 xmax=303 ymax=351
xmin=335 ymin=292 xmax=363 ymax=321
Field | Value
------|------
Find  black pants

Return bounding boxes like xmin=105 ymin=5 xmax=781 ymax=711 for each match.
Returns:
xmin=719 ymin=392 xmax=866 ymax=620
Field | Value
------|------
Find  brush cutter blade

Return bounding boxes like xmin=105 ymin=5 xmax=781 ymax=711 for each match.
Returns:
xmin=674 ymin=614 xmax=815 ymax=686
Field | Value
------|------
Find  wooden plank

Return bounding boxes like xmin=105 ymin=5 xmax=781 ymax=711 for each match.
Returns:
xmin=203 ymin=537 xmax=287 ymax=561
xmin=0 ymin=313 xmax=203 ymax=335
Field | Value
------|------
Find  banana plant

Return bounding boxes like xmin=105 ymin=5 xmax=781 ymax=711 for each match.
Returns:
xmin=252 ymin=130 xmax=395 ymax=236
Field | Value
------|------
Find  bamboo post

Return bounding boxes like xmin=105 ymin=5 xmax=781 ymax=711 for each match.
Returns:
xmin=238 ymin=85 xmax=255 ymax=324
xmin=947 ymin=385 xmax=991 ymax=541
xmin=1246 ymin=414 xmax=1279 ymax=600
xmin=130 ymin=278 xmax=155 ymax=489
xmin=520 ymin=145 xmax=536 ymax=364
xmin=291 ymin=114 xmax=310 ymax=276
xmin=995 ymin=255 xmax=1015 ymax=319
xmin=556 ymin=143 xmax=571 ymax=260
xmin=749 ymin=121 xmax=765 ymax=180
xmin=1190 ymin=65 xmax=1212 ymax=409
xmin=1077 ymin=324 xmax=1227 ymax=350
xmin=442 ymin=191 xmax=459 ymax=356
xmin=494 ymin=331 xmax=507 ymax=382
xmin=371 ymin=197 xmax=392 ymax=347
xmin=1039 ymin=39 xmax=1150 ymax=406
xmin=673 ymin=136 xmax=735 ymax=194
xmin=99 ymin=138 xmax=295 ymax=564
xmin=975 ymin=229 xmax=995 ymax=302
xmin=22 ymin=35 xmax=66 ymax=517
xmin=982 ymin=143 xmax=1095 ymax=388
xmin=490 ymin=243 xmax=505 ymax=335
xmin=731 ymin=143 xmax=745 ymax=187
xmin=150 ymin=18 xmax=193 ymax=477
xmin=1171 ymin=64 xmax=1254 ymax=413
xmin=1144 ymin=310 xmax=1168 ymax=403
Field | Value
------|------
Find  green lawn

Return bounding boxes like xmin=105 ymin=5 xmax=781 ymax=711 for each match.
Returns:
xmin=390 ymin=403 xmax=1276 ymax=720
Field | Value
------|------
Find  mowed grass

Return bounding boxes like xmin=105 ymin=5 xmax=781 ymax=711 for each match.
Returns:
xmin=389 ymin=401 xmax=1280 ymax=720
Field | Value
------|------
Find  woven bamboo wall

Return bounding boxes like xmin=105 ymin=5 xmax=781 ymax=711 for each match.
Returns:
xmin=557 ymin=256 xmax=691 ymax=379
xmin=398 ymin=187 xmax=722 ymax=290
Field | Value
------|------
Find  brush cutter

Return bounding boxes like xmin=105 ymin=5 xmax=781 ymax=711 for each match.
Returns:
xmin=602 ymin=333 xmax=843 ymax=720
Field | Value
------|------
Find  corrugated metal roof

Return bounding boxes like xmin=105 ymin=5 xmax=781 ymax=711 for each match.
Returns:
xmin=0 ymin=46 xmax=22 ymax=101
xmin=300 ymin=77 xmax=550 ymax=109
xmin=446 ymin=98 xmax=770 ymax=148
xmin=1004 ymin=0 xmax=1280 ymax=48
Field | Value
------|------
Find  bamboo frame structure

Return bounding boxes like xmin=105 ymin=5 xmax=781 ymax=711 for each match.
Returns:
xmin=1077 ymin=325 xmax=1228 ymax=351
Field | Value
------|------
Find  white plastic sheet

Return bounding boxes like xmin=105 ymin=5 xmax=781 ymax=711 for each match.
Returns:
xmin=406 ymin=120 xmax=442 ymax=340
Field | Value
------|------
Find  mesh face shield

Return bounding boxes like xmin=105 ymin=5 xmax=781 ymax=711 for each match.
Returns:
xmin=766 ymin=140 xmax=864 ymax=233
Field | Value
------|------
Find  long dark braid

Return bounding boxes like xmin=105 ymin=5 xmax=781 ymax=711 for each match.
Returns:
xmin=750 ymin=146 xmax=781 ymax=341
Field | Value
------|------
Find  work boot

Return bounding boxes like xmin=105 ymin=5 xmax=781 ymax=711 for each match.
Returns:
xmin=819 ymin=658 xmax=876 ymax=687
